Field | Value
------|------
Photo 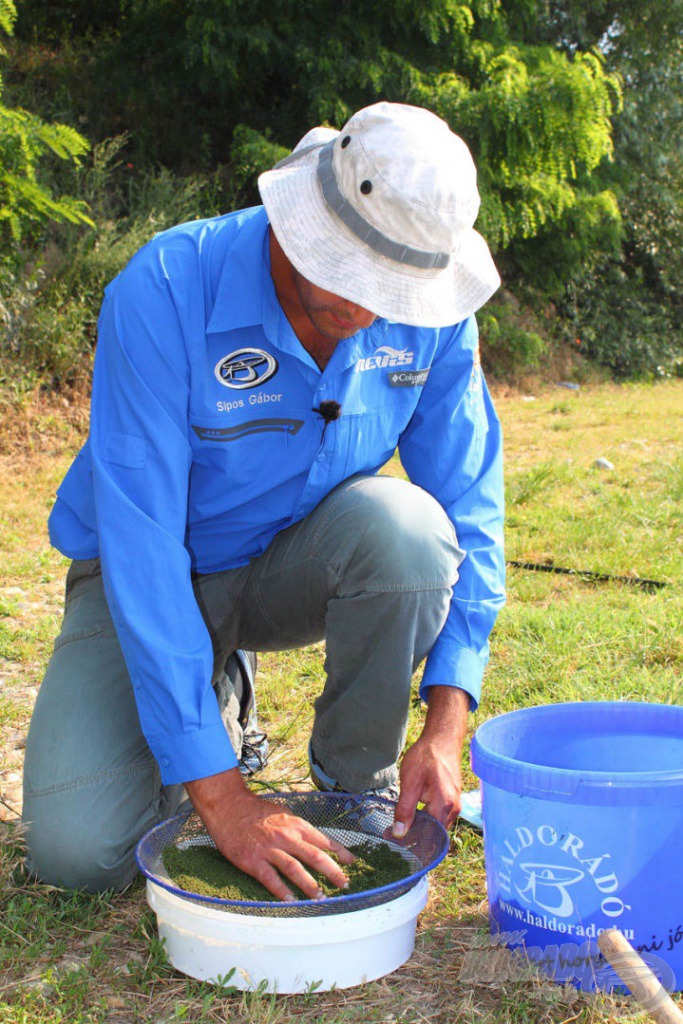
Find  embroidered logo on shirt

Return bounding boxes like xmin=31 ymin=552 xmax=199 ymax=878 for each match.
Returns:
xmin=192 ymin=419 xmax=304 ymax=442
xmin=388 ymin=368 xmax=430 ymax=388
xmin=355 ymin=345 xmax=414 ymax=372
xmin=214 ymin=348 xmax=278 ymax=389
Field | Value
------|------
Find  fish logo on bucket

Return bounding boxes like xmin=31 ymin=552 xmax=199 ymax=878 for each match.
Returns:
xmin=515 ymin=863 xmax=585 ymax=917
xmin=498 ymin=824 xmax=630 ymax=933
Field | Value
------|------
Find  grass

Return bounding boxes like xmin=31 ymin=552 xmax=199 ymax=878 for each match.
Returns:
xmin=1 ymin=379 xmax=682 ymax=1022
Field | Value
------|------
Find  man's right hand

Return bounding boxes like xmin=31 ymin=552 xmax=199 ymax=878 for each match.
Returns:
xmin=185 ymin=767 xmax=354 ymax=901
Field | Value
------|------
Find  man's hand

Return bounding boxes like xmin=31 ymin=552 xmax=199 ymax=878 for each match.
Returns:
xmin=392 ymin=686 xmax=469 ymax=837
xmin=186 ymin=768 xmax=354 ymax=901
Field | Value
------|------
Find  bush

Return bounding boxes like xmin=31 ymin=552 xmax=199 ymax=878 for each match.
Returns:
xmin=0 ymin=136 xmax=239 ymax=389
xmin=478 ymin=295 xmax=548 ymax=381
xmin=0 ymin=0 xmax=93 ymax=267
xmin=561 ymin=256 xmax=681 ymax=380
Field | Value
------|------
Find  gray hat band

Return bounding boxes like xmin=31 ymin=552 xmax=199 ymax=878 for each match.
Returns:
xmin=273 ymin=141 xmax=451 ymax=271
xmin=316 ymin=143 xmax=450 ymax=271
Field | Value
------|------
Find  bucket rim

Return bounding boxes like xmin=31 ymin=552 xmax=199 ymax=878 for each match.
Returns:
xmin=471 ymin=700 xmax=683 ymax=800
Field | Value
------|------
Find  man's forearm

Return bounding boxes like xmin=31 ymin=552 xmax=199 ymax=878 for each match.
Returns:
xmin=421 ymin=684 xmax=470 ymax=751
xmin=186 ymin=766 xmax=249 ymax=820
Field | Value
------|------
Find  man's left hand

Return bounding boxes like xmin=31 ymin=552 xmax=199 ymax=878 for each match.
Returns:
xmin=392 ymin=686 xmax=470 ymax=836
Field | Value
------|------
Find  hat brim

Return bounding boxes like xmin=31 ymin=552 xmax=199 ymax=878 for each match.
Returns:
xmin=258 ymin=145 xmax=500 ymax=328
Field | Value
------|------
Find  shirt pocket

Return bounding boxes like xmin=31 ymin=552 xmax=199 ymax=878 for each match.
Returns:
xmin=188 ymin=409 xmax=318 ymax=517
xmin=103 ymin=431 xmax=147 ymax=469
xmin=340 ymin=399 xmax=418 ymax=479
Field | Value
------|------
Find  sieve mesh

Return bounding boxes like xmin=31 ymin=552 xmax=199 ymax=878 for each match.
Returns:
xmin=136 ymin=791 xmax=449 ymax=917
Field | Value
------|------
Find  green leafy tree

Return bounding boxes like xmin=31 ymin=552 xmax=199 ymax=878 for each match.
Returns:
xmin=0 ymin=0 xmax=93 ymax=261
xmin=532 ymin=0 xmax=683 ymax=376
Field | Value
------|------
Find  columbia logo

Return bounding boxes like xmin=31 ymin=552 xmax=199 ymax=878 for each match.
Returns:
xmin=355 ymin=345 xmax=414 ymax=372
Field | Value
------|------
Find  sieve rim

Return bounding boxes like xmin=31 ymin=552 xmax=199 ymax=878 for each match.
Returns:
xmin=135 ymin=792 xmax=449 ymax=913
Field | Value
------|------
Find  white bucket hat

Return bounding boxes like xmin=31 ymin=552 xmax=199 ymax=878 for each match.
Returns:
xmin=258 ymin=101 xmax=500 ymax=328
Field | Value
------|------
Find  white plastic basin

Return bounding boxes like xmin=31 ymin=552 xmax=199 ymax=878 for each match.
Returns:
xmin=146 ymin=874 xmax=429 ymax=992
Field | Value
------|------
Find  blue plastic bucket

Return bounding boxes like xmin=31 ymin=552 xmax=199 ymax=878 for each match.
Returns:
xmin=471 ymin=701 xmax=683 ymax=993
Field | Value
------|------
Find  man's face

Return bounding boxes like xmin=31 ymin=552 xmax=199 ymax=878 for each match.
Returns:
xmin=291 ymin=266 xmax=377 ymax=340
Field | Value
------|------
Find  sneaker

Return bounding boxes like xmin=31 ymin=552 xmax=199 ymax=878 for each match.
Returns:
xmin=232 ymin=651 xmax=269 ymax=777
xmin=308 ymin=741 xmax=399 ymax=802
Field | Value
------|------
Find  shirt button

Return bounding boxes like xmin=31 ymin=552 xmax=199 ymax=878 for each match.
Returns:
xmin=319 ymin=382 xmax=327 ymax=392
xmin=316 ymin=453 xmax=326 ymax=462
xmin=159 ymin=757 xmax=170 ymax=768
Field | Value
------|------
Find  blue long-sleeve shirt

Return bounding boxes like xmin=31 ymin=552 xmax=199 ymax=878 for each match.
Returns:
xmin=49 ymin=205 xmax=505 ymax=785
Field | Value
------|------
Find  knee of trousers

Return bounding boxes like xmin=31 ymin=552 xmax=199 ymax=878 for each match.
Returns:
xmin=325 ymin=475 xmax=464 ymax=593
xmin=23 ymin=790 xmax=139 ymax=893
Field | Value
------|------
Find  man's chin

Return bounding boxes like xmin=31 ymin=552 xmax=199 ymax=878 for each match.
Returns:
xmin=322 ymin=314 xmax=364 ymax=340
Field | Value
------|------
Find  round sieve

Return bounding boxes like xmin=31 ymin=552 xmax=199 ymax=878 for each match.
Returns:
xmin=136 ymin=791 xmax=449 ymax=917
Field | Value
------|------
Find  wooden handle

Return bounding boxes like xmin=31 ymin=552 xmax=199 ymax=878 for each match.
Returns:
xmin=597 ymin=929 xmax=683 ymax=1024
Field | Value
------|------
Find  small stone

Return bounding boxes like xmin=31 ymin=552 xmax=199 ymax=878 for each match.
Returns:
xmin=55 ymin=956 xmax=86 ymax=975
xmin=520 ymin=395 xmax=536 ymax=402
xmin=115 ymin=963 xmax=137 ymax=976
xmin=557 ymin=381 xmax=580 ymax=390
xmin=114 ymin=951 xmax=145 ymax=975
xmin=84 ymin=930 xmax=110 ymax=947
xmin=594 ymin=457 xmax=614 ymax=470
xmin=24 ymin=978 xmax=54 ymax=997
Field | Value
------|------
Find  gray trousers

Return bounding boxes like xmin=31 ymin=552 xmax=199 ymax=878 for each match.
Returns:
xmin=23 ymin=475 xmax=463 ymax=892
